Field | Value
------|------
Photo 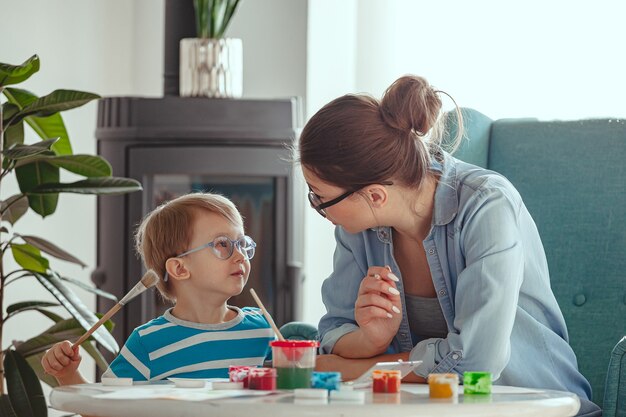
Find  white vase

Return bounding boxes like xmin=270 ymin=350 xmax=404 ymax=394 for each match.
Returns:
xmin=179 ymin=38 xmax=243 ymax=98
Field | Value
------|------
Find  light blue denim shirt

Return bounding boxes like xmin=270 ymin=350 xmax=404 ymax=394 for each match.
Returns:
xmin=318 ymin=152 xmax=592 ymax=400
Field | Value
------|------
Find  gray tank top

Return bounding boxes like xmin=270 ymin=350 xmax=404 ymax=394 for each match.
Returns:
xmin=404 ymin=293 xmax=448 ymax=340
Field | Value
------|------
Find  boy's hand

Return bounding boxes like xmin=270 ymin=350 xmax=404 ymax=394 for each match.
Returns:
xmin=42 ymin=341 xmax=82 ymax=379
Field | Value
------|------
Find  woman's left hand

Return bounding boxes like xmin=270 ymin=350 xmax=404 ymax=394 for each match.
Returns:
xmin=315 ymin=354 xmax=371 ymax=381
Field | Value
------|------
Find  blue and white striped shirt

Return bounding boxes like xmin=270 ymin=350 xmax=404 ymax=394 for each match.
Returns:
xmin=102 ymin=306 xmax=274 ymax=381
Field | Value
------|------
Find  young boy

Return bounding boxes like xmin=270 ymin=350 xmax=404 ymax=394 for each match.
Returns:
xmin=42 ymin=193 xmax=274 ymax=384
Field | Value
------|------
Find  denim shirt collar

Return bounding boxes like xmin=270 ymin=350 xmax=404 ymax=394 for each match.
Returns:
xmin=432 ymin=151 xmax=460 ymax=226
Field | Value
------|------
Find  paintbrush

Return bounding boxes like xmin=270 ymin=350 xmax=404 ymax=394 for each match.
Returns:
xmin=72 ymin=270 xmax=160 ymax=349
xmin=249 ymin=288 xmax=285 ymax=341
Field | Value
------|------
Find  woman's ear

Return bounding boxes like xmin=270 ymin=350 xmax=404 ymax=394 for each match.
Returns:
xmin=165 ymin=257 xmax=191 ymax=281
xmin=365 ymin=184 xmax=389 ymax=208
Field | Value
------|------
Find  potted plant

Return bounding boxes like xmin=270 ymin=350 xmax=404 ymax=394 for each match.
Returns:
xmin=179 ymin=0 xmax=243 ymax=98
xmin=0 ymin=54 xmax=142 ymax=416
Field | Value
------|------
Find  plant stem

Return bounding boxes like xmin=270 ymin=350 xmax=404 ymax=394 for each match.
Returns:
xmin=0 ymin=86 xmax=6 ymax=395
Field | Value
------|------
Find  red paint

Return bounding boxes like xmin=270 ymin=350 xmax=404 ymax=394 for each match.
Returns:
xmin=248 ymin=367 xmax=277 ymax=390
xmin=386 ymin=371 xmax=401 ymax=393
xmin=229 ymin=366 xmax=255 ymax=388
xmin=372 ymin=370 xmax=401 ymax=393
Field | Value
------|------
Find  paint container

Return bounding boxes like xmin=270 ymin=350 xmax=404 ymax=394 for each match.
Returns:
xmin=248 ymin=367 xmax=277 ymax=390
xmin=229 ymin=365 xmax=255 ymax=388
xmin=270 ymin=340 xmax=318 ymax=389
xmin=463 ymin=371 xmax=492 ymax=395
xmin=372 ymin=370 xmax=401 ymax=393
xmin=311 ymin=372 xmax=342 ymax=391
xmin=428 ymin=373 xmax=459 ymax=399
xmin=330 ymin=390 xmax=366 ymax=403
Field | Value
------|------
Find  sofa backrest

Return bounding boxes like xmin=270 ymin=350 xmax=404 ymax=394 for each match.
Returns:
xmin=449 ymin=108 xmax=626 ymax=405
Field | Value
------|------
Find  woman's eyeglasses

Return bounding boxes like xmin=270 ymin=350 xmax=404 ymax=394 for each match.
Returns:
xmin=307 ymin=181 xmax=394 ymax=218
xmin=177 ymin=235 xmax=257 ymax=261
xmin=308 ymin=188 xmax=356 ymax=218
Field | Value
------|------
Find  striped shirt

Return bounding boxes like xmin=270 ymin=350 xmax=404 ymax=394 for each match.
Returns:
xmin=102 ymin=306 xmax=274 ymax=381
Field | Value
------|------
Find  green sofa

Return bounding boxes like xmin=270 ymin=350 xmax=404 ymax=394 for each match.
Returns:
xmin=282 ymin=108 xmax=626 ymax=416
xmin=449 ymin=108 xmax=625 ymax=415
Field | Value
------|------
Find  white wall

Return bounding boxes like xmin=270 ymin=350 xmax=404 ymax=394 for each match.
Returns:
xmin=299 ymin=0 xmax=626 ymax=331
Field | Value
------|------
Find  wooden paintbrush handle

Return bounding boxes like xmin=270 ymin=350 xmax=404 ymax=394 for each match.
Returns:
xmin=72 ymin=303 xmax=122 ymax=348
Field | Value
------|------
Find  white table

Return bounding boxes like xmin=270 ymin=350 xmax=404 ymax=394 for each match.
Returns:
xmin=50 ymin=382 xmax=580 ymax=417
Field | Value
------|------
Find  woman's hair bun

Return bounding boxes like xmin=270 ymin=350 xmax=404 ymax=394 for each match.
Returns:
xmin=379 ymin=75 xmax=442 ymax=137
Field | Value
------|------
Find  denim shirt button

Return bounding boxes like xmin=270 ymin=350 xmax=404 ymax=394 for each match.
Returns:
xmin=428 ymin=248 xmax=435 ymax=255
xmin=438 ymin=289 xmax=447 ymax=296
xmin=452 ymin=354 xmax=459 ymax=360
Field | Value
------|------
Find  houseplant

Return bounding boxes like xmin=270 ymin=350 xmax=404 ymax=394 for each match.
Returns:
xmin=0 ymin=54 xmax=142 ymax=416
xmin=179 ymin=0 xmax=243 ymax=98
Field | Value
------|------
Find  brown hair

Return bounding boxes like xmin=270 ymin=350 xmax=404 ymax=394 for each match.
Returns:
xmin=134 ymin=193 xmax=243 ymax=303
xmin=297 ymin=75 xmax=463 ymax=190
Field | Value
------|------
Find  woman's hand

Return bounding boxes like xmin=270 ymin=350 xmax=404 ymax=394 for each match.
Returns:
xmin=354 ymin=266 xmax=403 ymax=353
xmin=315 ymin=354 xmax=371 ymax=381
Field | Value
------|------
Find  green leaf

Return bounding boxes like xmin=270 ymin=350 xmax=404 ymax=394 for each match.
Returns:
xmin=32 ymin=308 xmax=64 ymax=323
xmin=6 ymin=301 xmax=60 ymax=315
xmin=0 ymin=194 xmax=29 ymax=225
xmin=16 ymin=154 xmax=112 ymax=178
xmin=80 ymin=339 xmax=111 ymax=372
xmin=17 ymin=234 xmax=87 ymax=267
xmin=4 ymin=350 xmax=47 ymax=417
xmin=24 ymin=353 xmax=58 ymax=389
xmin=0 ymin=394 xmax=18 ymax=417
xmin=33 ymin=272 xmax=119 ymax=354
xmin=18 ymin=320 xmax=110 ymax=376
xmin=15 ymin=161 xmax=60 ymax=217
xmin=10 ymin=243 xmax=50 ymax=273
xmin=3 ymin=88 xmax=73 ymax=155
xmin=30 ymin=176 xmax=143 ymax=195
xmin=2 ymin=102 xmax=20 ymax=129
xmin=58 ymin=275 xmax=118 ymax=302
xmin=0 ymin=55 xmax=40 ymax=87
xmin=4 ymin=120 xmax=24 ymax=149
xmin=16 ymin=316 xmax=113 ymax=358
xmin=10 ymin=90 xmax=100 ymax=125
xmin=3 ymin=138 xmax=59 ymax=161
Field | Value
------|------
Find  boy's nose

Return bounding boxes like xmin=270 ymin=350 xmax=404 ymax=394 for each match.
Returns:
xmin=232 ymin=244 xmax=246 ymax=262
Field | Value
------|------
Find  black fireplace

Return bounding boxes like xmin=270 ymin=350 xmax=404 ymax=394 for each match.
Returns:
xmin=92 ymin=0 xmax=305 ymax=359
xmin=93 ymin=97 xmax=305 ymax=358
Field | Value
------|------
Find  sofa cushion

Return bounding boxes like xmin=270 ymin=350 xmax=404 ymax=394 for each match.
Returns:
xmin=486 ymin=117 xmax=626 ymax=405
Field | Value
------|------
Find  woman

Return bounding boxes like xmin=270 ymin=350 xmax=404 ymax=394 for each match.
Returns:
xmin=298 ymin=75 xmax=599 ymax=416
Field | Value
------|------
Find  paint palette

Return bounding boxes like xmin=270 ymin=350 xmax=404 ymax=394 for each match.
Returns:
xmin=349 ymin=360 xmax=422 ymax=388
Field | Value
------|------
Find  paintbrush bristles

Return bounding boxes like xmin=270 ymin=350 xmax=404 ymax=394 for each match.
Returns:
xmin=119 ymin=269 xmax=161 ymax=306
xmin=140 ymin=269 xmax=159 ymax=288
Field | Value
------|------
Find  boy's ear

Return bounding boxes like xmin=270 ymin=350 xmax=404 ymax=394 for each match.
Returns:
xmin=165 ymin=258 xmax=191 ymax=281
xmin=364 ymin=184 xmax=389 ymax=208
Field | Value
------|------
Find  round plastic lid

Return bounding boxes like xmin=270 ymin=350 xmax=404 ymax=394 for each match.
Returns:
xmin=270 ymin=340 xmax=319 ymax=348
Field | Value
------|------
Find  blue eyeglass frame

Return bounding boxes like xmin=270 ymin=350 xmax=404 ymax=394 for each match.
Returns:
xmin=177 ymin=235 xmax=257 ymax=260
xmin=163 ymin=235 xmax=256 ymax=282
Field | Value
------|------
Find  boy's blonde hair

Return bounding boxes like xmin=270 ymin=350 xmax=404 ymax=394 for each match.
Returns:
xmin=134 ymin=192 xmax=243 ymax=302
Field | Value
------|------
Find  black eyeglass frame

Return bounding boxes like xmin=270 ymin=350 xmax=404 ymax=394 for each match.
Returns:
xmin=307 ymin=181 xmax=393 ymax=218
xmin=308 ymin=188 xmax=356 ymax=218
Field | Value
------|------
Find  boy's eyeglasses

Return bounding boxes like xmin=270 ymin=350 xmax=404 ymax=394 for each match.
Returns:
xmin=177 ymin=235 xmax=257 ymax=261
